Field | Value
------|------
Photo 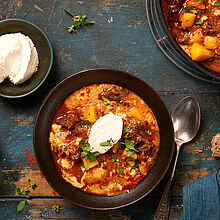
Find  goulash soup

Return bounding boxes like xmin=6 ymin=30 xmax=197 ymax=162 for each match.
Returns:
xmin=49 ymin=84 xmax=160 ymax=196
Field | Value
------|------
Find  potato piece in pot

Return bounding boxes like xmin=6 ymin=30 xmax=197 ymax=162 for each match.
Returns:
xmin=190 ymin=42 xmax=213 ymax=61
xmin=204 ymin=36 xmax=217 ymax=50
xmin=84 ymin=167 xmax=107 ymax=184
xmin=180 ymin=13 xmax=196 ymax=28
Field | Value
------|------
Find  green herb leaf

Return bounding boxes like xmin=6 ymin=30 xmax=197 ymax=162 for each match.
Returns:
xmin=65 ymin=10 xmax=95 ymax=34
xmin=195 ymin=21 xmax=203 ymax=24
xmin=112 ymin=155 xmax=117 ymax=162
xmin=83 ymin=160 xmax=89 ymax=170
xmin=127 ymin=150 xmax=134 ymax=157
xmin=100 ymin=141 xmax=112 ymax=146
xmin=82 ymin=119 xmax=90 ymax=125
xmin=81 ymin=152 xmax=88 ymax=157
xmin=17 ymin=200 xmax=26 ymax=212
xmin=147 ymin=130 xmax=152 ymax=135
xmin=118 ymin=164 xmax=123 ymax=174
xmin=28 ymin=179 xmax=36 ymax=190
xmin=79 ymin=139 xmax=84 ymax=149
xmin=52 ymin=204 xmax=63 ymax=214
xmin=17 ymin=188 xmax=22 ymax=194
xmin=113 ymin=180 xmax=117 ymax=185
xmin=133 ymin=159 xmax=141 ymax=169
xmin=83 ymin=21 xmax=95 ymax=25
xmin=102 ymin=96 xmax=113 ymax=106
xmin=23 ymin=187 xmax=29 ymax=193
xmin=25 ymin=194 xmax=30 ymax=199
xmin=84 ymin=143 xmax=90 ymax=152
xmin=199 ymin=0 xmax=203 ymax=5
xmin=214 ymin=0 xmax=220 ymax=6
xmin=87 ymin=152 xmax=99 ymax=162
xmin=123 ymin=126 xmax=130 ymax=136
xmin=184 ymin=6 xmax=198 ymax=13
xmin=126 ymin=157 xmax=132 ymax=162
xmin=124 ymin=140 xmax=138 ymax=152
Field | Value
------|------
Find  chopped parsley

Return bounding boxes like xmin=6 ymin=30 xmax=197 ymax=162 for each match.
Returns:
xmin=83 ymin=160 xmax=89 ymax=170
xmin=113 ymin=180 xmax=117 ymax=185
xmin=79 ymin=139 xmax=99 ymax=162
xmin=100 ymin=141 xmax=112 ymax=146
xmin=195 ymin=21 xmax=203 ymax=25
xmin=52 ymin=204 xmax=63 ymax=214
xmin=147 ymin=130 xmax=152 ymax=135
xmin=214 ymin=0 xmax=220 ymax=5
xmin=17 ymin=200 xmax=26 ymax=212
xmin=82 ymin=119 xmax=90 ymax=125
xmin=184 ymin=6 xmax=198 ymax=13
xmin=65 ymin=10 xmax=95 ymax=33
xmin=117 ymin=164 xmax=123 ymax=174
xmin=123 ymin=126 xmax=130 ymax=136
xmin=199 ymin=0 xmax=203 ymax=5
xmin=126 ymin=157 xmax=132 ymax=162
xmin=102 ymin=96 xmax=113 ymax=106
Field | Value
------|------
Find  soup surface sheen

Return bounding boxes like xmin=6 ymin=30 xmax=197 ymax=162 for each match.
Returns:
xmin=49 ymin=84 xmax=160 ymax=196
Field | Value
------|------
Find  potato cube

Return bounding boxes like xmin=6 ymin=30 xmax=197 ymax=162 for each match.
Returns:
xmin=82 ymin=105 xmax=97 ymax=123
xmin=180 ymin=13 xmax=196 ymax=28
xmin=128 ymin=107 xmax=143 ymax=120
xmin=204 ymin=36 xmax=217 ymax=50
xmin=190 ymin=42 xmax=213 ymax=61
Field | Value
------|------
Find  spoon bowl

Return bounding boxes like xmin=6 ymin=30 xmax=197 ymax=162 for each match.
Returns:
xmin=172 ymin=96 xmax=201 ymax=146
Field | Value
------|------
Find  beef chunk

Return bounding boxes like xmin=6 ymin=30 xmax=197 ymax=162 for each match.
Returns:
xmin=53 ymin=141 xmax=81 ymax=161
xmin=176 ymin=34 xmax=189 ymax=45
xmin=56 ymin=112 xmax=79 ymax=129
xmin=98 ymin=86 xmax=128 ymax=102
xmin=136 ymin=139 xmax=154 ymax=152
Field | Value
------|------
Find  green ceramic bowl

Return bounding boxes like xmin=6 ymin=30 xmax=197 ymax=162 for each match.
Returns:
xmin=0 ymin=18 xmax=53 ymax=98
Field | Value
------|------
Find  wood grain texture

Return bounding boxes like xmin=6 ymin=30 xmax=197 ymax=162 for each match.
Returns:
xmin=0 ymin=0 xmax=219 ymax=219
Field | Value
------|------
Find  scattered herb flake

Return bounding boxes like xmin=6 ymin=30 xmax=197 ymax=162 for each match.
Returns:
xmin=87 ymin=152 xmax=99 ymax=162
xmin=25 ymin=194 xmax=31 ymax=199
xmin=199 ymin=0 xmax=203 ymax=5
xmin=127 ymin=150 xmax=134 ymax=157
xmin=17 ymin=187 xmax=22 ymax=194
xmin=52 ymin=204 xmax=63 ymax=214
xmin=79 ymin=139 xmax=84 ymax=149
xmin=113 ymin=180 xmax=117 ymax=185
xmin=83 ymin=160 xmax=89 ymax=170
xmin=184 ymin=6 xmax=198 ymax=13
xmin=118 ymin=164 xmax=123 ymax=174
xmin=112 ymin=155 xmax=117 ymax=162
xmin=82 ymin=119 xmax=90 ymax=125
xmin=81 ymin=151 xmax=87 ymax=157
xmin=195 ymin=21 xmax=203 ymax=24
xmin=100 ymin=141 xmax=112 ymax=146
xmin=65 ymin=10 xmax=95 ymax=33
xmin=147 ymin=130 xmax=152 ymax=135
xmin=126 ymin=157 xmax=132 ymax=162
xmin=102 ymin=96 xmax=113 ymax=106
xmin=123 ymin=126 xmax=130 ymax=136
xmin=17 ymin=200 xmax=26 ymax=212
xmin=124 ymin=140 xmax=138 ymax=152
xmin=214 ymin=0 xmax=220 ymax=5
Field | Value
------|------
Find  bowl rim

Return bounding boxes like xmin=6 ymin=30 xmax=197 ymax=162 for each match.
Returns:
xmin=0 ymin=18 xmax=54 ymax=98
xmin=33 ymin=68 xmax=175 ymax=210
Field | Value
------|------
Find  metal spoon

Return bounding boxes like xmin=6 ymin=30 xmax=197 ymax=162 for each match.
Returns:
xmin=153 ymin=96 xmax=201 ymax=220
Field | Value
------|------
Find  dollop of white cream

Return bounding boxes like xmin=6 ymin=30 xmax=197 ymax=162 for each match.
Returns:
xmin=0 ymin=32 xmax=38 ymax=84
xmin=89 ymin=113 xmax=123 ymax=154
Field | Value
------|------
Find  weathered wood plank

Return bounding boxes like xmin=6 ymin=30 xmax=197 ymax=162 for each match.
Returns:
xmin=1 ymin=0 xmax=219 ymax=92
xmin=0 ymin=197 xmax=183 ymax=219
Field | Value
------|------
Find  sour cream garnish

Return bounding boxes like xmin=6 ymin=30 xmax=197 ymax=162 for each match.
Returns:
xmin=89 ymin=113 xmax=123 ymax=154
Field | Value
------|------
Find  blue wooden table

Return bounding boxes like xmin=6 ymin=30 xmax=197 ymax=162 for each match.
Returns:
xmin=0 ymin=0 xmax=219 ymax=219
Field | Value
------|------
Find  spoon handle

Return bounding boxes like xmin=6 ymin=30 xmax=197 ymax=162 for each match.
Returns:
xmin=153 ymin=144 xmax=181 ymax=220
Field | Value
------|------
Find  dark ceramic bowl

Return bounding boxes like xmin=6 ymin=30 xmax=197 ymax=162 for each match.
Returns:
xmin=0 ymin=19 xmax=53 ymax=98
xmin=34 ymin=69 xmax=174 ymax=210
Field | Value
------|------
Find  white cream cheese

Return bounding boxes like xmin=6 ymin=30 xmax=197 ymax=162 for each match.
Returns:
xmin=0 ymin=32 xmax=38 ymax=84
xmin=89 ymin=113 xmax=123 ymax=154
